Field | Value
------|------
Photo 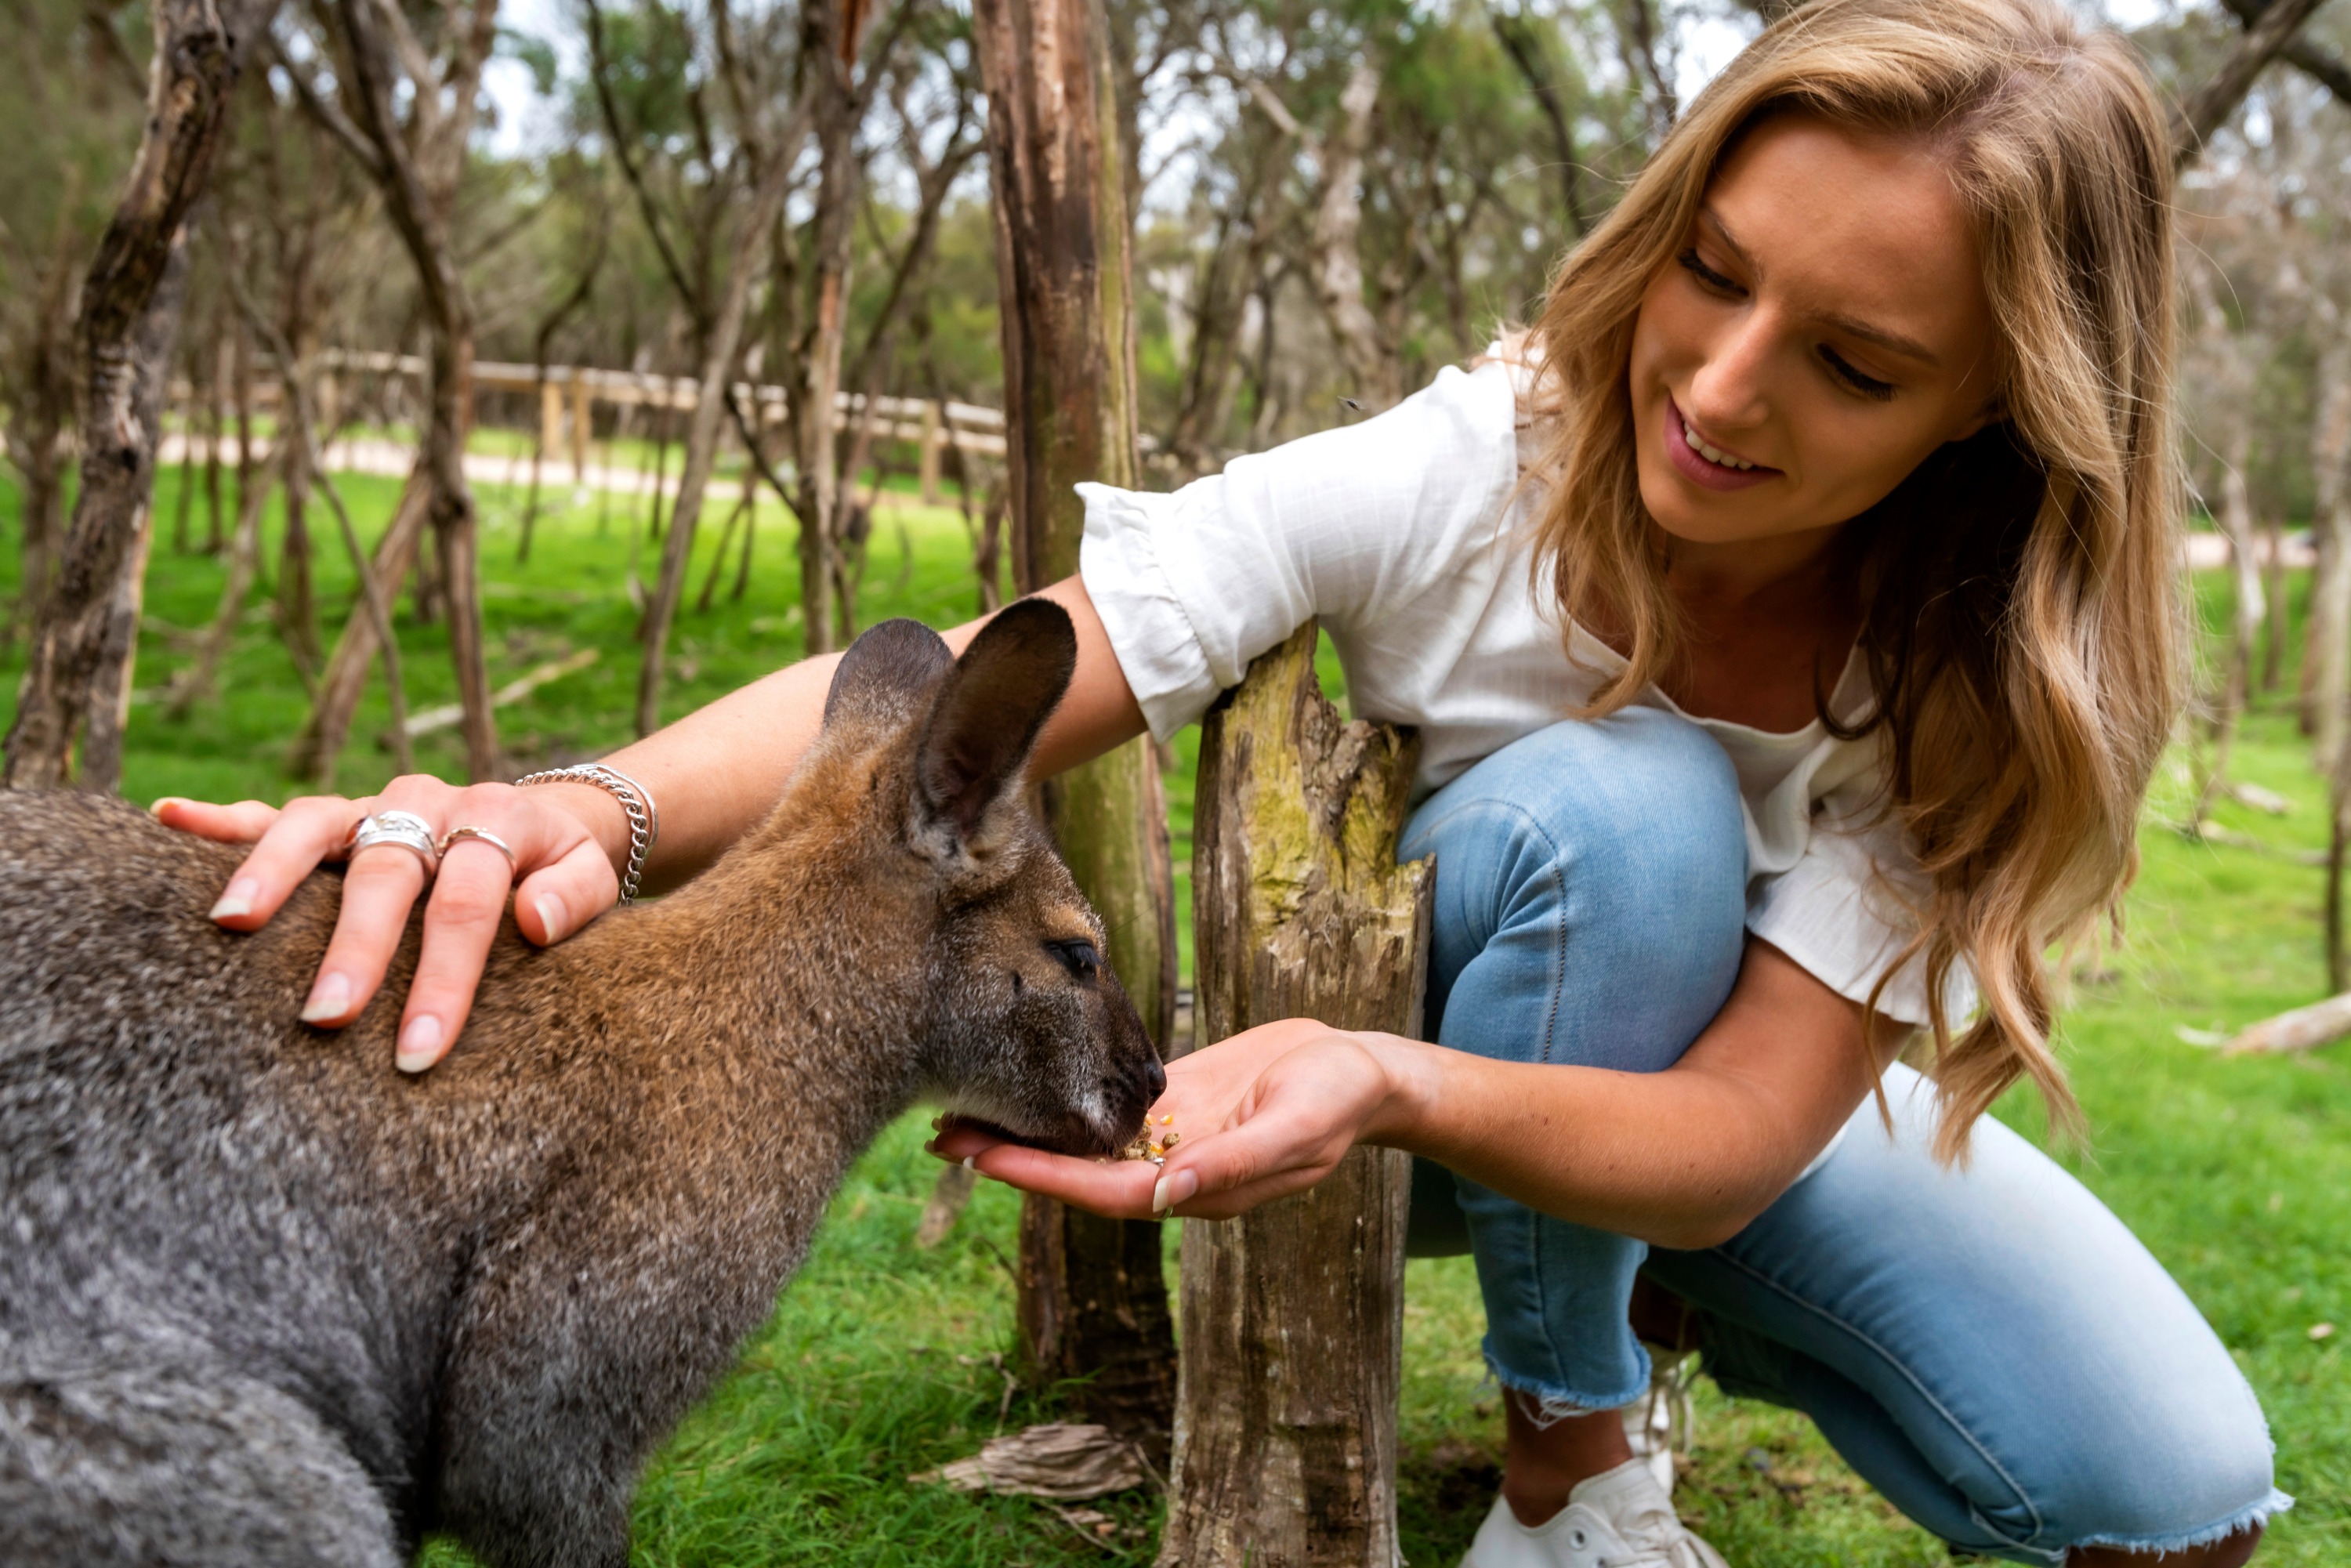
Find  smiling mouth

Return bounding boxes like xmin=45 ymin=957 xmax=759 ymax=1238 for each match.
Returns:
xmin=1672 ymin=401 xmax=1769 ymax=472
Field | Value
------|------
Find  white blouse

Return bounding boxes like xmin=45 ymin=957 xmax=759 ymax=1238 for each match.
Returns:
xmin=1078 ymin=352 xmax=1972 ymax=1029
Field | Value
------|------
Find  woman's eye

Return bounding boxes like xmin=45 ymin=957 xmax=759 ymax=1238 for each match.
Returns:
xmin=1820 ymin=345 xmax=1896 ymax=402
xmin=1676 ymin=248 xmax=1741 ymax=295
xmin=1047 ymin=940 xmax=1100 ymax=980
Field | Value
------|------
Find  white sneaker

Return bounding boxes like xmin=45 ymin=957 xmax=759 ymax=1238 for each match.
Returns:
xmin=1459 ymin=1459 xmax=1730 ymax=1568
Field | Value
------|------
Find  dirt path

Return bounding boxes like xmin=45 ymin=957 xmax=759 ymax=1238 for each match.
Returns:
xmin=155 ymin=433 xmax=759 ymax=503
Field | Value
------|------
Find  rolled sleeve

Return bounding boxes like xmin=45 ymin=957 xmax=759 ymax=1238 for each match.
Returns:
xmin=1078 ymin=362 xmax=1523 ymax=742
xmin=1078 ymin=484 xmax=1227 ymax=741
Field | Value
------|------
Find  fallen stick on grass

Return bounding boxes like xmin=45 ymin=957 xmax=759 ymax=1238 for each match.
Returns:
xmin=911 ymin=1423 xmax=1150 ymax=1500
xmin=2221 ymin=991 xmax=2351 ymax=1056
xmin=386 ymin=647 xmax=600 ymax=744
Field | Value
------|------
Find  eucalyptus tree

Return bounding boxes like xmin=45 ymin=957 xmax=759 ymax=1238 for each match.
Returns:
xmin=4 ymin=0 xmax=281 ymax=790
xmin=0 ymin=0 xmax=144 ymax=646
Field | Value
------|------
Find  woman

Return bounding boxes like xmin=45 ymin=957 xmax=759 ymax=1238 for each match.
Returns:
xmin=166 ymin=2 xmax=2284 ymax=1563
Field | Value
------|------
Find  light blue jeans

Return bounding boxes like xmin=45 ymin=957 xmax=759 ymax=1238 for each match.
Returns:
xmin=1397 ymin=710 xmax=2290 ymax=1564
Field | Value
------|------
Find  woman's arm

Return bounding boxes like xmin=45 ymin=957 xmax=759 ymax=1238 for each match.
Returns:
xmin=935 ymin=938 xmax=1912 ymax=1248
xmin=161 ymin=575 xmax=1147 ymax=1069
xmin=509 ymin=574 xmax=1150 ymax=889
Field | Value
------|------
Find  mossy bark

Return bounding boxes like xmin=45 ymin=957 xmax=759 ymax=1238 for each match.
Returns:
xmin=1161 ymin=619 xmax=1432 ymax=1568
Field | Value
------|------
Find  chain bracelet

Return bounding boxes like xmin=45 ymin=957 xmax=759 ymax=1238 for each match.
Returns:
xmin=513 ymin=763 xmax=660 ymax=904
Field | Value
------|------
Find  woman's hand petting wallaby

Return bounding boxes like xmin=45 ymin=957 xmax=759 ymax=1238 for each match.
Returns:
xmin=154 ymin=778 xmax=625 ymax=1072
xmin=929 ymin=1017 xmax=1412 ymax=1222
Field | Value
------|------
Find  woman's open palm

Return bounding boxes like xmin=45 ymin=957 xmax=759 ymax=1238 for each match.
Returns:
xmin=929 ymin=1018 xmax=1404 ymax=1221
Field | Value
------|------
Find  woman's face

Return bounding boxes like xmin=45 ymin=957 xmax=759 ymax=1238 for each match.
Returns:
xmin=1628 ymin=114 xmax=2000 ymax=554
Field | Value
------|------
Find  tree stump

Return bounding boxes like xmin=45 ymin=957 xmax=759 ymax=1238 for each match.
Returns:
xmin=1160 ymin=620 xmax=1433 ymax=1568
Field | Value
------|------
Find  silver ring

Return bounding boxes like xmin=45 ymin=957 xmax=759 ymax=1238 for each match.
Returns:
xmin=348 ymin=809 xmax=440 ymax=877
xmin=437 ymin=824 xmax=517 ymax=871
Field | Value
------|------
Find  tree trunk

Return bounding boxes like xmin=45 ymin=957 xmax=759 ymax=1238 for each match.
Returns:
xmin=2186 ymin=263 xmax=2262 ymax=833
xmin=1157 ymin=619 xmax=1430 ymax=1568
xmin=636 ymin=150 xmax=790 ymax=735
xmin=286 ymin=465 xmax=429 ymax=784
xmin=5 ymin=223 xmax=79 ymax=644
xmin=2317 ymin=342 xmax=2351 ymax=989
xmin=2190 ymin=433 xmax=2263 ymax=831
xmin=1306 ymin=62 xmax=1398 ymax=412
xmin=2262 ymin=515 xmax=2289 ymax=692
xmin=202 ymin=331 xmax=226 ymax=552
xmin=794 ymin=63 xmax=860 ymax=657
xmin=170 ymin=440 xmax=281 ymax=715
xmin=230 ymin=310 xmax=257 ymax=539
xmin=421 ymin=316 xmax=498 ymax=777
xmin=975 ymin=0 xmax=1179 ymax=1454
xmin=2305 ymin=337 xmax=2351 ymax=755
xmin=3 ymin=0 xmax=266 ymax=790
xmin=7 ymin=433 xmax=69 ymax=645
xmin=697 ymin=489 xmax=752 ymax=614
xmin=278 ymin=366 xmax=321 ymax=672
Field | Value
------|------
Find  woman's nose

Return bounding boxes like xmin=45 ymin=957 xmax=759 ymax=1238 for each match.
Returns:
xmin=1686 ymin=314 xmax=1775 ymax=432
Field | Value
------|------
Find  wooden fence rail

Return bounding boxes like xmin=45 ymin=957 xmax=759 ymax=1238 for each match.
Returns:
xmin=172 ymin=349 xmax=1010 ymax=505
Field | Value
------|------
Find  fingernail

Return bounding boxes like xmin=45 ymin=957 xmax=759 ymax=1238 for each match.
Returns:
xmin=533 ymin=893 xmax=567 ymax=944
xmin=209 ymin=878 xmax=260 ymax=921
xmin=299 ymin=972 xmax=353 ymax=1023
xmin=396 ymin=1015 xmax=444 ymax=1074
xmin=150 ymin=796 xmax=186 ymax=818
xmin=962 ymin=1155 xmax=977 ymax=1171
xmin=1153 ymin=1169 xmax=1198 ymax=1217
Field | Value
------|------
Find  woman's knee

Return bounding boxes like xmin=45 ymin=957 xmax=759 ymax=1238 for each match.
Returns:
xmin=1402 ymin=710 xmax=1748 ymax=1066
xmin=1406 ymin=712 xmax=1745 ymax=948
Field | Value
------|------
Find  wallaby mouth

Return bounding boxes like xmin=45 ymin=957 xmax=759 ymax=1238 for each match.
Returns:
xmin=933 ymin=1102 xmax=1146 ymax=1161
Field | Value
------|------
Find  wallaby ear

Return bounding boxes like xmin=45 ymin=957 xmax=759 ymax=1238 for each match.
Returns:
xmin=913 ymin=598 xmax=1078 ymax=849
xmin=825 ymin=618 xmax=955 ymax=733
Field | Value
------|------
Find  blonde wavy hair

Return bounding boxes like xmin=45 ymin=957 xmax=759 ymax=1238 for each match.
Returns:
xmin=1523 ymin=0 xmax=2185 ymax=1161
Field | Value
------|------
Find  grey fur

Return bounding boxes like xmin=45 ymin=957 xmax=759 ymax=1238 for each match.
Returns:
xmin=0 ymin=606 xmax=1160 ymax=1566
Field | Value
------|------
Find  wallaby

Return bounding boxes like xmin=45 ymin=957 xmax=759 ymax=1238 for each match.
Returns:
xmin=0 ymin=599 xmax=1164 ymax=1568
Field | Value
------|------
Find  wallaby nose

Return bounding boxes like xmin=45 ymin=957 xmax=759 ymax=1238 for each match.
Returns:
xmin=1143 ymin=1057 xmax=1167 ymax=1099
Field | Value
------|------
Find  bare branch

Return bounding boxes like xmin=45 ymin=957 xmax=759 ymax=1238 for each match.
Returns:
xmin=435 ymin=0 xmax=505 ymax=179
xmin=267 ymin=33 xmax=386 ymax=182
xmin=80 ymin=0 xmax=147 ymax=95
xmin=2222 ymin=0 xmax=2351 ymax=107
xmin=2174 ymin=0 xmax=2333 ymax=165
xmin=368 ymin=0 xmax=442 ymax=143
xmin=1233 ymin=71 xmax=1303 ymax=140
xmin=1491 ymin=8 xmax=1590 ymax=237
xmin=583 ymin=0 xmax=707 ymax=328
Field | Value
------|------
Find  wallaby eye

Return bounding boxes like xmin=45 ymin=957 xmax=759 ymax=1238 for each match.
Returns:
xmin=1046 ymin=940 xmax=1100 ymax=981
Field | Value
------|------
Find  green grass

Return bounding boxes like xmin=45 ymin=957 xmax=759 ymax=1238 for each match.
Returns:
xmin=2 ymin=474 xmax=2344 ymax=1565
